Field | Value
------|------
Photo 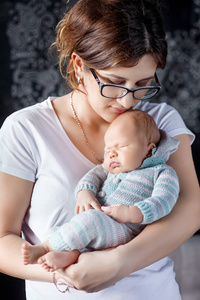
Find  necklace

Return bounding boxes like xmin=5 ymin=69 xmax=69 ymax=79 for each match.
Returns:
xmin=70 ymin=93 xmax=103 ymax=163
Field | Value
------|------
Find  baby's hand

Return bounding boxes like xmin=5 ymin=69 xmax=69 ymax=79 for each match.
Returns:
xmin=75 ymin=190 xmax=102 ymax=214
xmin=102 ymin=204 xmax=143 ymax=223
xmin=101 ymin=204 xmax=130 ymax=223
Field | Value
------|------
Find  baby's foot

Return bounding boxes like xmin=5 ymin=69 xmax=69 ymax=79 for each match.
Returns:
xmin=37 ymin=254 xmax=55 ymax=272
xmin=38 ymin=250 xmax=80 ymax=272
xmin=21 ymin=242 xmax=47 ymax=265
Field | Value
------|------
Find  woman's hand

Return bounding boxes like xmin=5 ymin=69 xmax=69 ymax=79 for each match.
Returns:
xmin=55 ymin=247 xmax=127 ymax=293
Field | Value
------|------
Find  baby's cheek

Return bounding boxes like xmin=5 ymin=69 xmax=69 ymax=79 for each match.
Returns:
xmin=103 ymin=158 xmax=109 ymax=171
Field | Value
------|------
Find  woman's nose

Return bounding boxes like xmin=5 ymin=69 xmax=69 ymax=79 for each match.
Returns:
xmin=117 ymin=93 xmax=138 ymax=109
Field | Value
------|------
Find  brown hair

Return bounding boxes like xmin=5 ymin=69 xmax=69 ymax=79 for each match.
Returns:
xmin=55 ymin=0 xmax=167 ymax=90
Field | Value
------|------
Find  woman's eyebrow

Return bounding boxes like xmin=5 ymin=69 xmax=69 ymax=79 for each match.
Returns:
xmin=137 ymin=76 xmax=154 ymax=82
xmin=98 ymin=72 xmax=125 ymax=80
xmin=100 ymin=72 xmax=154 ymax=81
xmin=106 ymin=74 xmax=126 ymax=80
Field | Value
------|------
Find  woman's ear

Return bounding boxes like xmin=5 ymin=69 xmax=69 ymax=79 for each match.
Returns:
xmin=71 ymin=52 xmax=84 ymax=78
xmin=146 ymin=143 xmax=156 ymax=158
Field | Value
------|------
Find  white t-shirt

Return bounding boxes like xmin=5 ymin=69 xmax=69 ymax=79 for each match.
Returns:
xmin=0 ymin=98 xmax=194 ymax=299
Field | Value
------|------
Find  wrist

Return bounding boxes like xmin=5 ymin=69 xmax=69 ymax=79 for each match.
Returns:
xmin=129 ymin=206 xmax=143 ymax=223
xmin=113 ymin=245 xmax=135 ymax=278
xmin=52 ymin=272 xmax=69 ymax=293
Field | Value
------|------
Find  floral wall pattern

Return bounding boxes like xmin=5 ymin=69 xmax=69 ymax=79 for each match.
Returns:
xmin=156 ymin=0 xmax=200 ymax=132
xmin=5 ymin=0 xmax=70 ymax=109
xmin=2 ymin=0 xmax=200 ymax=134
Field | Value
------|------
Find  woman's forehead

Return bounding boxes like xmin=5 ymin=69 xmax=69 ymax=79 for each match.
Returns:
xmin=97 ymin=55 xmax=158 ymax=80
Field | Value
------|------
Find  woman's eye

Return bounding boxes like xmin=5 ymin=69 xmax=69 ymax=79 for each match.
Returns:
xmin=107 ymin=79 xmax=125 ymax=85
xmin=113 ymin=81 xmax=125 ymax=86
xmin=136 ymin=79 xmax=152 ymax=87
xmin=101 ymin=75 xmax=126 ymax=86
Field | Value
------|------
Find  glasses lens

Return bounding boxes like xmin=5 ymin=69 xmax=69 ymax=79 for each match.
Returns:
xmin=101 ymin=85 xmax=127 ymax=98
xmin=134 ymin=88 xmax=159 ymax=100
xmin=101 ymin=76 xmax=160 ymax=100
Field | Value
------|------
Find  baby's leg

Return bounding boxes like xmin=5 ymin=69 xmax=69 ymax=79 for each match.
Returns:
xmin=38 ymin=250 xmax=80 ymax=272
xmin=46 ymin=210 xmax=134 ymax=251
xmin=21 ymin=241 xmax=50 ymax=265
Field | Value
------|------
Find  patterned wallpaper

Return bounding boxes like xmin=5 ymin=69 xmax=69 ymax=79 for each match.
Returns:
xmin=4 ymin=0 xmax=70 ymax=108
xmin=156 ymin=0 xmax=200 ymax=133
xmin=1 ymin=0 xmax=200 ymax=134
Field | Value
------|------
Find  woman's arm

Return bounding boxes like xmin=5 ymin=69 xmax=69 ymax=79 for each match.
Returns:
xmin=57 ymin=134 xmax=200 ymax=292
xmin=0 ymin=172 xmax=53 ymax=282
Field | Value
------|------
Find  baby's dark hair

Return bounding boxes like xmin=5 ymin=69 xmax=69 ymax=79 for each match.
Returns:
xmin=54 ymin=0 xmax=167 ymax=90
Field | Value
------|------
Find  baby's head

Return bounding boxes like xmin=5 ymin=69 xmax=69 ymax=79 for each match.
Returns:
xmin=104 ymin=110 xmax=160 ymax=174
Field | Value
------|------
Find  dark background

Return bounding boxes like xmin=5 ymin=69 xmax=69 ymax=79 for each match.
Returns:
xmin=0 ymin=0 xmax=199 ymax=299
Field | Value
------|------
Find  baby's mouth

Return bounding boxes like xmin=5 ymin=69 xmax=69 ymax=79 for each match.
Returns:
xmin=110 ymin=162 xmax=120 ymax=168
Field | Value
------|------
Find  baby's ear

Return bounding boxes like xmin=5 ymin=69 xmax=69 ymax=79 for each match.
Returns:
xmin=146 ymin=143 xmax=156 ymax=158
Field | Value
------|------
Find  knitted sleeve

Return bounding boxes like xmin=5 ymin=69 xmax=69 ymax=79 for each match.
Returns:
xmin=75 ymin=164 xmax=108 ymax=197
xmin=134 ymin=166 xmax=180 ymax=224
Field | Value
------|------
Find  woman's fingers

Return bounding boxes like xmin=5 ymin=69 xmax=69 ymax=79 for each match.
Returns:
xmin=56 ymin=248 xmax=121 ymax=293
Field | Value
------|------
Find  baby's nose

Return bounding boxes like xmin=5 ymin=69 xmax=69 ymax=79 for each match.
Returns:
xmin=110 ymin=149 xmax=118 ymax=158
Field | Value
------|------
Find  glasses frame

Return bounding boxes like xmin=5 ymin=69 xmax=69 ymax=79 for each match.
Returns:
xmin=90 ymin=68 xmax=161 ymax=100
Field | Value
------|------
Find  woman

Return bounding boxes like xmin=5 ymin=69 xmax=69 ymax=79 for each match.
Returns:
xmin=0 ymin=0 xmax=199 ymax=299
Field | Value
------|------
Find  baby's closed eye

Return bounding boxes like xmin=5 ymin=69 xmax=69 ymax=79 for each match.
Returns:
xmin=118 ymin=145 xmax=127 ymax=149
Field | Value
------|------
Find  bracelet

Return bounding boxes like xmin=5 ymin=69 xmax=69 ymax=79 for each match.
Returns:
xmin=52 ymin=271 xmax=69 ymax=293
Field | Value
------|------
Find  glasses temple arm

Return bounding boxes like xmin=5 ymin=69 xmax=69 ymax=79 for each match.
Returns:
xmin=155 ymin=72 xmax=161 ymax=87
xmin=90 ymin=68 xmax=101 ymax=85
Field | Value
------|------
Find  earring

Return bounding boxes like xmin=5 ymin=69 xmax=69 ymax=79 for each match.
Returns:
xmin=77 ymin=76 xmax=81 ymax=85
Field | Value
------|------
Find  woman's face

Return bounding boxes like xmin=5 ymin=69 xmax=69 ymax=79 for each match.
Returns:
xmin=80 ymin=54 xmax=158 ymax=123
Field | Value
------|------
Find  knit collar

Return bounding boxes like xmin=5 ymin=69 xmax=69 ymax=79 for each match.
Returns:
xmin=107 ymin=155 xmax=164 ymax=179
xmin=138 ymin=155 xmax=164 ymax=170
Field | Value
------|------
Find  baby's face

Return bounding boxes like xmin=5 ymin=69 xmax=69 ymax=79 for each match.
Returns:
xmin=104 ymin=119 xmax=150 ymax=174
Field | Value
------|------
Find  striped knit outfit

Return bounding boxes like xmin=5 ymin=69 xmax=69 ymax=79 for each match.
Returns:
xmin=45 ymin=132 xmax=180 ymax=251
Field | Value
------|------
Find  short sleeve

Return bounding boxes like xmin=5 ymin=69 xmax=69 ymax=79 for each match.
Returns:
xmin=0 ymin=117 xmax=37 ymax=182
xmin=153 ymin=104 xmax=195 ymax=144
xmin=136 ymin=102 xmax=195 ymax=144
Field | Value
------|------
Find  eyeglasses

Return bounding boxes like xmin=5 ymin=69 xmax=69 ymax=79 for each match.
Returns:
xmin=90 ymin=68 xmax=161 ymax=100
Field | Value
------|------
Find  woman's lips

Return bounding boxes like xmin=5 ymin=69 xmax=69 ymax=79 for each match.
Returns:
xmin=112 ymin=107 xmax=127 ymax=114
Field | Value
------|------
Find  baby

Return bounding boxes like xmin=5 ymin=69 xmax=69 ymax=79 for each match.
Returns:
xmin=22 ymin=110 xmax=180 ymax=272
